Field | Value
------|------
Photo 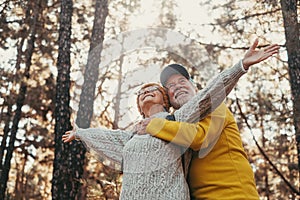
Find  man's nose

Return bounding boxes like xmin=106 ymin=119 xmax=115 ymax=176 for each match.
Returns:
xmin=173 ymin=84 xmax=182 ymax=92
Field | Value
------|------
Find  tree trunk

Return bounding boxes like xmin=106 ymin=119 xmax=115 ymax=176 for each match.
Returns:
xmin=112 ymin=58 xmax=123 ymax=129
xmin=0 ymin=24 xmax=25 ymax=175
xmin=260 ymin=113 xmax=270 ymax=199
xmin=280 ymin=0 xmax=300 ymax=181
xmin=76 ymin=0 xmax=108 ymax=129
xmin=0 ymin=1 xmax=38 ymax=198
xmin=75 ymin=0 xmax=108 ymax=199
xmin=0 ymin=104 xmax=12 ymax=168
xmin=51 ymin=0 xmax=74 ymax=199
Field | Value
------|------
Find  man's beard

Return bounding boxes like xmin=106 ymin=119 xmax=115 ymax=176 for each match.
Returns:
xmin=172 ymin=94 xmax=191 ymax=109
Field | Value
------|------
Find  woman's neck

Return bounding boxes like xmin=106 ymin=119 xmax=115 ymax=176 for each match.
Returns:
xmin=144 ymin=104 xmax=165 ymax=118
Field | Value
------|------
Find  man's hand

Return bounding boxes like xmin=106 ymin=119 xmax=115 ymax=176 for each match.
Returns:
xmin=134 ymin=118 xmax=152 ymax=135
xmin=242 ymin=38 xmax=279 ymax=70
xmin=62 ymin=122 xmax=78 ymax=143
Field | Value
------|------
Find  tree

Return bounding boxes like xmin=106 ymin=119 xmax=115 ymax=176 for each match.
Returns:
xmin=51 ymin=0 xmax=74 ymax=199
xmin=0 ymin=0 xmax=60 ymax=198
xmin=0 ymin=0 xmax=40 ymax=198
xmin=73 ymin=0 xmax=109 ymax=199
xmin=280 ymin=0 xmax=300 ymax=179
xmin=0 ymin=0 xmax=298 ymax=198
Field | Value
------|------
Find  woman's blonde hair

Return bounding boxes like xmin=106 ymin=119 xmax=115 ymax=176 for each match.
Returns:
xmin=136 ymin=83 xmax=170 ymax=118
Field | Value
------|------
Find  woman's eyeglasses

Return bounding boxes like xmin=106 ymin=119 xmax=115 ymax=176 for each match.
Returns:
xmin=136 ymin=86 xmax=159 ymax=96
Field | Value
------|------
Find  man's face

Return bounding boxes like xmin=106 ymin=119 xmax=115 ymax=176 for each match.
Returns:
xmin=165 ymin=74 xmax=197 ymax=109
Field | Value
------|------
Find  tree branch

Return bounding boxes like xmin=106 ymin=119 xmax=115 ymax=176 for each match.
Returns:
xmin=235 ymin=95 xmax=300 ymax=195
xmin=197 ymin=41 xmax=285 ymax=50
xmin=208 ymin=8 xmax=282 ymax=26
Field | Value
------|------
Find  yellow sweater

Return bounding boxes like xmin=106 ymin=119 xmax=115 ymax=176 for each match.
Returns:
xmin=146 ymin=104 xmax=259 ymax=200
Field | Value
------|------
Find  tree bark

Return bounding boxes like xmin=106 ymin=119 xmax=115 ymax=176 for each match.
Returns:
xmin=76 ymin=0 xmax=108 ymax=129
xmin=0 ymin=1 xmax=38 ymax=198
xmin=112 ymin=59 xmax=123 ymax=129
xmin=51 ymin=0 xmax=74 ymax=199
xmin=74 ymin=0 xmax=108 ymax=199
xmin=280 ymin=0 xmax=300 ymax=183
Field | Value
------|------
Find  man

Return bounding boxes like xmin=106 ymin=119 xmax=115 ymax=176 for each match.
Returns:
xmin=137 ymin=39 xmax=279 ymax=199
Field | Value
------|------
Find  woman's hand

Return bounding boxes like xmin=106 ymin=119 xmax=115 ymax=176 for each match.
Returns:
xmin=62 ymin=122 xmax=78 ymax=143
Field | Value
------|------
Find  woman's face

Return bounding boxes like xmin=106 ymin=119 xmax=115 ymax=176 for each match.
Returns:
xmin=137 ymin=86 xmax=164 ymax=112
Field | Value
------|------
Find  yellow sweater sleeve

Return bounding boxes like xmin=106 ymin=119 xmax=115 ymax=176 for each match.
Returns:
xmin=146 ymin=104 xmax=227 ymax=151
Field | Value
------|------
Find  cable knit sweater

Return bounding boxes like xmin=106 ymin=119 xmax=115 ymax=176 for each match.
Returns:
xmin=75 ymin=61 xmax=246 ymax=200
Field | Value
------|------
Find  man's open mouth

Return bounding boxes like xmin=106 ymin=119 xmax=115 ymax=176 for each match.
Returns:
xmin=175 ymin=91 xmax=187 ymax=99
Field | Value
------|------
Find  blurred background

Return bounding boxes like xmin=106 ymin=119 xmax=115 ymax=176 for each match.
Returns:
xmin=0 ymin=0 xmax=299 ymax=199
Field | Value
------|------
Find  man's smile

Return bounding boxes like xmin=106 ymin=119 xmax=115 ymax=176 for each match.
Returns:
xmin=175 ymin=90 xmax=187 ymax=99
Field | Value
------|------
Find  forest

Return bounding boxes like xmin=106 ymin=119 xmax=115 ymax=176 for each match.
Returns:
xmin=0 ymin=0 xmax=299 ymax=199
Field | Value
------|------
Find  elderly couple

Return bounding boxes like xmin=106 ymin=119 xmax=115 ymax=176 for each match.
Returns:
xmin=62 ymin=39 xmax=279 ymax=200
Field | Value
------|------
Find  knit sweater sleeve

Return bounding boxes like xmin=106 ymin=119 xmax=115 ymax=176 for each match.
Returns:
xmin=174 ymin=60 xmax=246 ymax=122
xmin=75 ymin=127 xmax=133 ymax=168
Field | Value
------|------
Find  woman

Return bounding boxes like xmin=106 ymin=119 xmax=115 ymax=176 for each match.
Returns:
xmin=62 ymin=60 xmax=249 ymax=199
xmin=63 ymin=83 xmax=190 ymax=199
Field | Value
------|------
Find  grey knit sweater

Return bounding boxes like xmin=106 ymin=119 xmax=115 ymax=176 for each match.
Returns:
xmin=75 ymin=61 xmax=246 ymax=200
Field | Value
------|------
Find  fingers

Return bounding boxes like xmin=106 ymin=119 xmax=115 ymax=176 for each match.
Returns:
xmin=62 ymin=134 xmax=69 ymax=142
xmin=140 ymin=119 xmax=151 ymax=134
xmin=242 ymin=41 xmax=279 ymax=69
xmin=135 ymin=119 xmax=150 ymax=135
xmin=136 ymin=123 xmax=146 ymax=135
xmin=264 ymin=44 xmax=280 ymax=54
xmin=259 ymin=48 xmax=279 ymax=61
xmin=61 ymin=122 xmax=78 ymax=144
xmin=62 ymin=136 xmax=72 ymax=143
xmin=62 ymin=130 xmax=74 ymax=143
xmin=260 ymin=44 xmax=279 ymax=61
xmin=62 ymin=136 xmax=68 ymax=143
xmin=62 ymin=138 xmax=70 ymax=143
xmin=250 ymin=38 xmax=259 ymax=51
